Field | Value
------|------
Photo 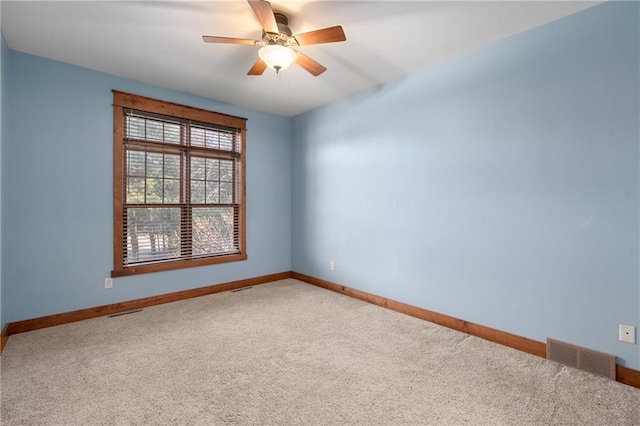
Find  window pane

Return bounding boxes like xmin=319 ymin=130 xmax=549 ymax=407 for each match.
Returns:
xmin=220 ymin=160 xmax=233 ymax=181
xmin=206 ymin=182 xmax=219 ymax=204
xmin=219 ymin=132 xmax=234 ymax=151
xmin=145 ymin=178 xmax=164 ymax=203
xmin=125 ymin=207 xmax=181 ymax=265
xmin=205 ymin=129 xmax=219 ymax=149
xmin=191 ymin=180 xmax=205 ymax=204
xmin=126 ymin=151 xmax=182 ymax=204
xmin=164 ymin=179 xmax=180 ymax=203
xmin=192 ymin=207 xmax=236 ymax=256
xmin=191 ymin=157 xmax=205 ymax=180
xmin=190 ymin=126 xmax=238 ymax=152
xmin=127 ymin=150 xmax=146 ymax=177
xmin=164 ymin=123 xmax=181 ymax=144
xmin=206 ymin=158 xmax=220 ymax=180
xmin=126 ymin=116 xmax=146 ymax=139
xmin=146 ymin=120 xmax=164 ymax=142
xmin=191 ymin=127 xmax=205 ymax=148
xmin=164 ymin=155 xmax=180 ymax=178
xmin=219 ymin=182 xmax=233 ymax=204
xmin=126 ymin=114 xmax=181 ymax=145
xmin=126 ymin=177 xmax=145 ymax=203
xmin=146 ymin=152 xmax=164 ymax=178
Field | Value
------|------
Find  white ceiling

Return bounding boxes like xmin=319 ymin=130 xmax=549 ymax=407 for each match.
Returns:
xmin=2 ymin=1 xmax=600 ymax=117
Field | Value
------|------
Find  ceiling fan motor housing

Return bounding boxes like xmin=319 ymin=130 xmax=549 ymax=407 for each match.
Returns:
xmin=274 ymin=12 xmax=292 ymax=36
xmin=262 ymin=12 xmax=295 ymax=46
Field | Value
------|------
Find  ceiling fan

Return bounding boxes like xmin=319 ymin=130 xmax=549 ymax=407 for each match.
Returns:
xmin=202 ymin=0 xmax=346 ymax=77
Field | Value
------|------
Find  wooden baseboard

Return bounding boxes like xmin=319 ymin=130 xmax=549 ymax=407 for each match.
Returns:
xmin=616 ymin=365 xmax=640 ymax=389
xmin=6 ymin=271 xmax=293 ymax=337
xmin=1 ymin=323 xmax=9 ymax=354
xmin=291 ymin=272 xmax=640 ymax=390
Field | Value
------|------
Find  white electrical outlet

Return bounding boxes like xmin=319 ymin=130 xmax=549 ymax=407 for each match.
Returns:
xmin=619 ymin=324 xmax=636 ymax=344
xmin=330 ymin=261 xmax=335 ymax=271
xmin=104 ymin=278 xmax=113 ymax=289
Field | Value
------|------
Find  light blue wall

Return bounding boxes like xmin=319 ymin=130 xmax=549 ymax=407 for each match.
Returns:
xmin=5 ymin=52 xmax=291 ymax=322
xmin=292 ymin=2 xmax=640 ymax=369
xmin=0 ymin=30 xmax=6 ymax=333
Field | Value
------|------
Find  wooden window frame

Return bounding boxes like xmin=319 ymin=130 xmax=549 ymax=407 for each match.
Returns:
xmin=112 ymin=91 xmax=247 ymax=277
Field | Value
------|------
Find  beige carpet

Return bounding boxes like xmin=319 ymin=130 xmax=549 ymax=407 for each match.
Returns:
xmin=1 ymin=279 xmax=639 ymax=425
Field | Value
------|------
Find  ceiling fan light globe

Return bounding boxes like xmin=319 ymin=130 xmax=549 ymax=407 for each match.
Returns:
xmin=258 ymin=45 xmax=296 ymax=72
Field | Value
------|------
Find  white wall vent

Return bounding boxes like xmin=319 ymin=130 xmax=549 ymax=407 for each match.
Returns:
xmin=547 ymin=338 xmax=616 ymax=380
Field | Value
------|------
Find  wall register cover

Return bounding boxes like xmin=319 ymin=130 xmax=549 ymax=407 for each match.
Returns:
xmin=547 ymin=338 xmax=616 ymax=380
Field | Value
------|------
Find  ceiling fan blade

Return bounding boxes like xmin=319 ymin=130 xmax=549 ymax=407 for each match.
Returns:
xmin=294 ymin=26 xmax=346 ymax=46
xmin=202 ymin=36 xmax=258 ymax=45
xmin=295 ymin=52 xmax=327 ymax=77
xmin=247 ymin=0 xmax=279 ymax=34
xmin=247 ymin=58 xmax=267 ymax=76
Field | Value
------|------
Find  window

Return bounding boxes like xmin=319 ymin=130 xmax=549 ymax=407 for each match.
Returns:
xmin=112 ymin=92 xmax=247 ymax=277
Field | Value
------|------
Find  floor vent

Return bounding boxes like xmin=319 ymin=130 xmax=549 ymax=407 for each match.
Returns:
xmin=547 ymin=338 xmax=616 ymax=380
